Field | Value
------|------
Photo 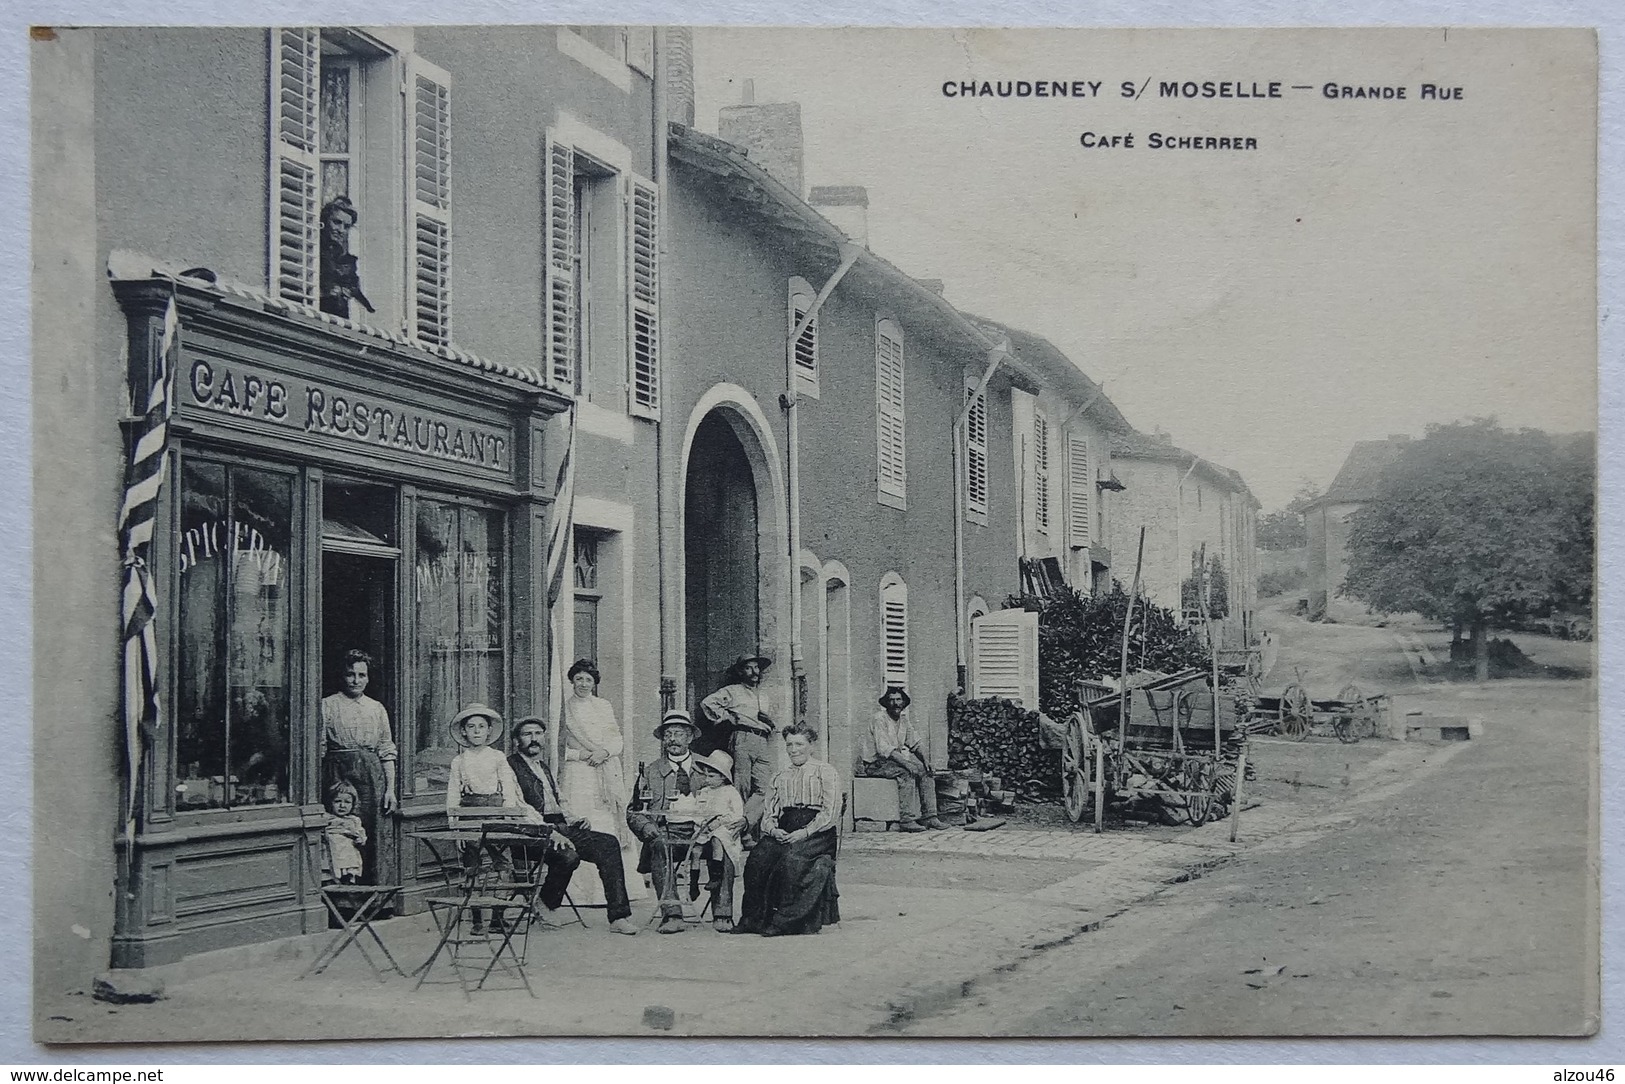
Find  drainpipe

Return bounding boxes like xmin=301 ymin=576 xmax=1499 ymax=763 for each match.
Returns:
xmin=952 ymin=338 xmax=1010 ymax=691
xmin=652 ymin=30 xmax=680 ymax=715
xmin=785 ymin=242 xmax=863 ymax=722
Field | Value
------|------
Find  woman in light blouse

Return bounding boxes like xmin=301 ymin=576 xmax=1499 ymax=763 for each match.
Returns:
xmin=319 ymin=649 xmax=397 ymax=883
xmin=730 ymin=722 xmax=842 ymax=936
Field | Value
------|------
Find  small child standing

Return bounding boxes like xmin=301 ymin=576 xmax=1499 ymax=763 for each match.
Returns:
xmin=689 ymin=749 xmax=746 ymax=932
xmin=324 ymin=780 xmax=367 ymax=884
xmin=445 ymin=704 xmax=542 ymax=935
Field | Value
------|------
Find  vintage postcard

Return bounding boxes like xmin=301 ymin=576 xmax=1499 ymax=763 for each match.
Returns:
xmin=30 ymin=25 xmax=1597 ymax=1041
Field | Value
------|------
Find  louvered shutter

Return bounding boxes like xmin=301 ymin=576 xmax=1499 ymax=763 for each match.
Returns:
xmin=1033 ymin=413 xmax=1050 ymax=530
xmin=406 ymin=57 xmax=452 ymax=347
xmin=881 ymin=579 xmax=908 ymax=688
xmin=965 ymin=384 xmax=988 ymax=519
xmin=269 ymin=28 xmax=320 ymax=304
xmin=1067 ymin=432 xmax=1091 ymax=548
xmin=970 ymin=608 xmax=1039 ymax=707
xmin=790 ymin=281 xmax=818 ymax=382
xmin=544 ymin=135 xmax=576 ymax=391
xmin=876 ymin=319 xmax=906 ymax=500
xmin=628 ymin=175 xmax=660 ymax=413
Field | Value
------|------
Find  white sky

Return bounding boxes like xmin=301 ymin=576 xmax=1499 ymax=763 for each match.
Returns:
xmin=693 ymin=27 xmax=1597 ymax=510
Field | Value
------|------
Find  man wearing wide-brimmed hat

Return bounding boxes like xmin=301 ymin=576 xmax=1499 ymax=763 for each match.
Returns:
xmin=858 ymin=685 xmax=949 ymax=831
xmin=626 ymin=710 xmax=731 ymax=932
xmin=699 ymin=651 xmax=776 ymax=831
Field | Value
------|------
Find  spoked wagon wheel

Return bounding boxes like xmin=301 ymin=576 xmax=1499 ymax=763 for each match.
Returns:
xmin=1061 ymin=711 xmax=1092 ymax=823
xmin=1334 ymin=683 xmax=1367 ymax=743
xmin=1278 ymin=684 xmax=1311 ymax=741
xmin=1182 ymin=759 xmax=1215 ymax=826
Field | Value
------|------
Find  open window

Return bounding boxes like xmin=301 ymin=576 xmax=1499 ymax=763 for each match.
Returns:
xmin=269 ymin=29 xmax=449 ymax=343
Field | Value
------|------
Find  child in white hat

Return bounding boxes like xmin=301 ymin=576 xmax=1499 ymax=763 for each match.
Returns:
xmin=689 ymin=749 xmax=746 ymax=932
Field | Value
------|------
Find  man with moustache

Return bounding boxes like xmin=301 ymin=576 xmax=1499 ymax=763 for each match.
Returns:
xmin=627 ymin=710 xmax=735 ymax=934
xmin=507 ymin=715 xmax=639 ymax=935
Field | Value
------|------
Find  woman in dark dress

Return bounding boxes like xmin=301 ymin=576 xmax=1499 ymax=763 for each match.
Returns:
xmin=731 ymin=723 xmax=842 ymax=936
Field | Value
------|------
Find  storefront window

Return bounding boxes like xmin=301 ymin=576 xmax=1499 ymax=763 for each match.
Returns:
xmin=412 ymin=500 xmax=505 ymax=794
xmin=175 ymin=459 xmax=293 ymax=811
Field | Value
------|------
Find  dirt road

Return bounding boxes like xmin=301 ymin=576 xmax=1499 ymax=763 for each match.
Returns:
xmin=893 ymin=612 xmax=1598 ymax=1037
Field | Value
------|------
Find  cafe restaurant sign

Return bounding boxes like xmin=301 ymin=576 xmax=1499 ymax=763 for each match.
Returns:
xmin=182 ymin=356 xmax=512 ymax=476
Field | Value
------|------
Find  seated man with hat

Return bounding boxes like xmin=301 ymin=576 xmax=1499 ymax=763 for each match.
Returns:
xmin=699 ymin=652 xmax=776 ymax=832
xmin=626 ymin=710 xmax=737 ymax=933
xmin=506 ymin=715 xmax=640 ymax=936
xmin=858 ymin=686 xmax=950 ymax=832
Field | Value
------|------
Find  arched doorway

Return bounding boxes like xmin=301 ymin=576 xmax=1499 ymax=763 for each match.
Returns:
xmin=684 ymin=412 xmax=762 ymax=713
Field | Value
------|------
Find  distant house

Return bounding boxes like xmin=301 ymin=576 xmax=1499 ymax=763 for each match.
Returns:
xmin=1106 ymin=431 xmax=1261 ymax=646
xmin=1303 ymin=435 xmax=1411 ymax=618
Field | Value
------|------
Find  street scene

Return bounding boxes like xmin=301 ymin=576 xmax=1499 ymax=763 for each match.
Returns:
xmin=29 ymin=25 xmax=1596 ymax=1044
xmin=34 ymin=600 xmax=1595 ymax=1040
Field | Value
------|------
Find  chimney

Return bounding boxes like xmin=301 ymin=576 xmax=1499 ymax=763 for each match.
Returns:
xmin=663 ymin=26 xmax=696 ymax=127
xmin=808 ymin=185 xmax=869 ymax=247
xmin=1152 ymin=427 xmax=1174 ymax=446
xmin=719 ymin=84 xmax=804 ymax=198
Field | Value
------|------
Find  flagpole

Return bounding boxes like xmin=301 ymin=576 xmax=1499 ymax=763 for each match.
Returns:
xmin=118 ymin=291 xmax=178 ymax=845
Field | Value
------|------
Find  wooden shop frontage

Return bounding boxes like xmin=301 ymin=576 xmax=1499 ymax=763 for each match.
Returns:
xmin=109 ymin=268 xmax=572 ymax=969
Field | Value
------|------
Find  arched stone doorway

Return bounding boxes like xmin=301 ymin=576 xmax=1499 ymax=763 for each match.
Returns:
xmin=683 ymin=410 xmax=767 ymax=714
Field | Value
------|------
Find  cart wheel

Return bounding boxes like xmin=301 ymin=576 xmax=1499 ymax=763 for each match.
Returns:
xmin=1278 ymin=684 xmax=1311 ymax=741
xmin=1334 ymin=683 xmax=1367 ymax=743
xmin=1061 ymin=712 xmax=1090 ymax=823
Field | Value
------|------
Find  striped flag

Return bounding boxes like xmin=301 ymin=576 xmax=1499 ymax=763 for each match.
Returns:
xmin=118 ymin=296 xmax=178 ymax=840
xmin=541 ymin=405 xmax=578 ymax=764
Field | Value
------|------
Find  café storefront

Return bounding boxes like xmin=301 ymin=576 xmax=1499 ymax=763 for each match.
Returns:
xmin=110 ymin=272 xmax=572 ymax=968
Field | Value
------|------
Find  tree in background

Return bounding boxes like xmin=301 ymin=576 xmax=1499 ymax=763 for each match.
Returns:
xmin=1342 ymin=419 xmax=1594 ymax=681
xmin=1256 ymin=478 xmax=1322 ymax=551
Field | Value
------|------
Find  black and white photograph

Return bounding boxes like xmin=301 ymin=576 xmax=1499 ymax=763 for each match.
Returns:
xmin=27 ymin=23 xmax=1599 ymax=1043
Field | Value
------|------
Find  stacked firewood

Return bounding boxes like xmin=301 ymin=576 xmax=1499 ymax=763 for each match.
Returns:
xmin=946 ymin=694 xmax=1061 ymax=795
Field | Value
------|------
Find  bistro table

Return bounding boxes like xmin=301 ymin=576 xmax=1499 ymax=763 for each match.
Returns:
xmin=408 ymin=823 xmax=563 ymax=998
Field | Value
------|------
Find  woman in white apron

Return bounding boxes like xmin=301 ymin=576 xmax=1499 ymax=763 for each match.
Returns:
xmin=559 ymin=659 xmax=646 ymax=903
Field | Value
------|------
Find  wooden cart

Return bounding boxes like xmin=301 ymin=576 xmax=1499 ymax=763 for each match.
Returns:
xmin=1060 ymin=669 xmax=1248 ymax=831
xmin=1248 ymin=679 xmax=1389 ymax=743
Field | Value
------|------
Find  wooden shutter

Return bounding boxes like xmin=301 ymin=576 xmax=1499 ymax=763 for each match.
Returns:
xmin=628 ymin=175 xmax=659 ymax=413
xmin=790 ymin=280 xmax=818 ymax=382
xmin=1033 ymin=412 xmax=1050 ymax=530
xmin=1067 ymin=432 xmax=1091 ymax=548
xmin=269 ymin=28 xmax=319 ymax=305
xmin=876 ymin=319 xmax=906 ymax=500
xmin=544 ymin=135 xmax=576 ymax=390
xmin=970 ymin=608 xmax=1039 ymax=707
xmin=881 ymin=578 xmax=908 ymax=688
xmin=965 ymin=384 xmax=988 ymax=519
xmin=407 ymin=57 xmax=452 ymax=347
xmin=625 ymin=26 xmax=655 ymax=75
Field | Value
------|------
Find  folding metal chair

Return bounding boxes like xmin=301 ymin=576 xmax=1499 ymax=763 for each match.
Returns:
xmin=298 ymin=827 xmax=404 ymax=982
xmin=414 ymin=823 xmax=544 ymax=1000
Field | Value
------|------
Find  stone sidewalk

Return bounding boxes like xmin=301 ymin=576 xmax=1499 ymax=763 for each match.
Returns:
xmin=43 ymin=803 xmax=1311 ymax=1044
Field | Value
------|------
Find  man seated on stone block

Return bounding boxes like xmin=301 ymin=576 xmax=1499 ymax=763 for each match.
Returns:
xmin=857 ymin=686 xmax=950 ymax=832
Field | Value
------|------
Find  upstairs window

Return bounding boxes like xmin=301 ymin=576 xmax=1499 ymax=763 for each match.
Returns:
xmin=875 ymin=317 xmax=906 ymax=507
xmin=789 ymin=277 xmax=819 ymax=395
xmin=269 ymin=29 xmax=451 ymax=345
xmin=1066 ymin=431 xmax=1091 ymax=548
xmin=544 ymin=131 xmax=659 ymax=414
xmin=1032 ymin=411 xmax=1051 ymax=532
xmin=964 ymin=381 xmax=989 ymax=522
